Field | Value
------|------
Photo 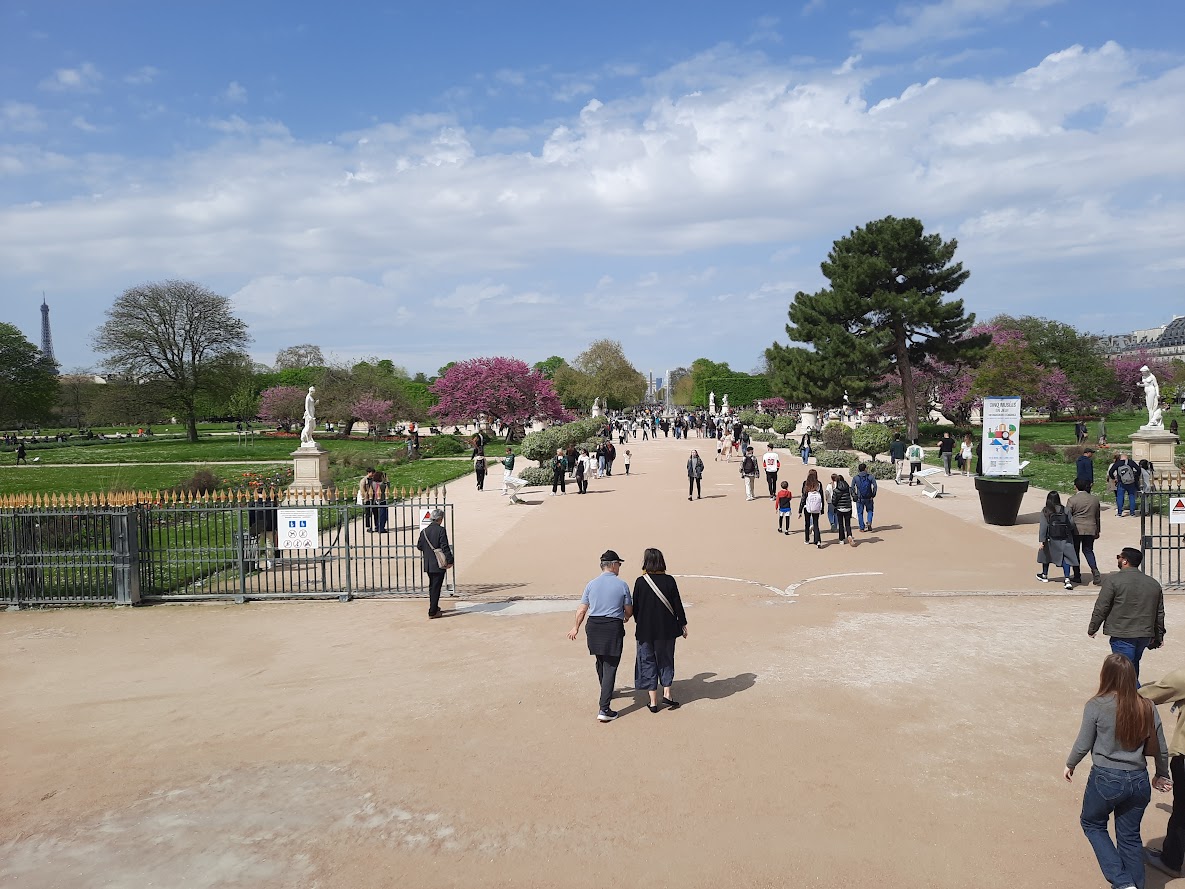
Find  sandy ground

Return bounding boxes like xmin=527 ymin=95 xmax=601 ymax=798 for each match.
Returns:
xmin=2 ymin=433 xmax=1181 ymax=889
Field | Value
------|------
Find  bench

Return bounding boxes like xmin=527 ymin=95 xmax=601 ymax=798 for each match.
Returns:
xmin=916 ymin=467 xmax=945 ymax=498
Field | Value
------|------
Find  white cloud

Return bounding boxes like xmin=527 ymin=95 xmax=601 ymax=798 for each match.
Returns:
xmin=0 ymin=101 xmax=45 ymax=134
xmin=223 ymin=81 xmax=248 ymax=103
xmin=853 ymin=0 xmax=1062 ymax=53
xmin=71 ymin=116 xmax=100 ymax=133
xmin=124 ymin=66 xmax=159 ymax=85
xmin=39 ymin=62 xmax=101 ymax=92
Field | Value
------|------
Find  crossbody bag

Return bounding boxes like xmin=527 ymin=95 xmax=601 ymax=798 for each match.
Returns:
xmin=642 ymin=574 xmax=676 ymax=616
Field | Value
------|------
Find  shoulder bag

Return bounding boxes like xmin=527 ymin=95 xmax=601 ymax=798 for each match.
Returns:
xmin=642 ymin=574 xmax=676 ymax=617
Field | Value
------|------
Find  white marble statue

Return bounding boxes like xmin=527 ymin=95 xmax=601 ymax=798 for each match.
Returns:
xmin=756 ymin=400 xmax=763 ymax=414
xmin=591 ymin=397 xmax=603 ymax=418
xmin=709 ymin=391 xmax=716 ymax=415
xmin=721 ymin=394 xmax=729 ymax=415
xmin=1141 ymin=365 xmax=1163 ymax=429
xmin=299 ymin=386 xmax=318 ymax=448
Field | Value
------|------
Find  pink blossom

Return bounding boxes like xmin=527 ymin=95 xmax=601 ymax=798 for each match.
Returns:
xmin=430 ymin=357 xmax=572 ymax=427
xmin=258 ymin=386 xmax=306 ymax=428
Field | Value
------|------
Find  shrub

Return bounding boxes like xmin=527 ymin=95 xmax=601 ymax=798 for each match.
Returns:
xmin=1030 ymin=441 xmax=1056 ymax=457
xmin=771 ymin=414 xmax=796 ymax=437
xmin=752 ymin=413 xmax=774 ymax=431
xmin=738 ymin=410 xmax=758 ymax=429
xmin=174 ymin=468 xmax=221 ymax=495
xmin=821 ymin=421 xmax=853 ymax=450
xmin=520 ymin=417 xmax=605 ymax=464
xmin=420 ymin=434 xmax=466 ymax=457
xmin=847 ymin=457 xmax=896 ymax=480
xmin=813 ymin=449 xmax=852 ymax=468
xmin=852 ymin=423 xmax=893 ymax=460
xmin=519 ymin=466 xmax=553 ymax=486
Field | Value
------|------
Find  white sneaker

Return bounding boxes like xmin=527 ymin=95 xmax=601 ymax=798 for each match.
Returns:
xmin=1064 ymin=580 xmax=1074 ymax=590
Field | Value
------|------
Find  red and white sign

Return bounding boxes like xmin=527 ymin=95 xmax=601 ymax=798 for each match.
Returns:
xmin=1171 ymin=498 xmax=1185 ymax=526
xmin=418 ymin=508 xmax=434 ymax=533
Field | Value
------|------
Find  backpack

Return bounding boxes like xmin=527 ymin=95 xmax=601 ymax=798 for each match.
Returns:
xmin=1117 ymin=462 xmax=1137 ymax=487
xmin=1047 ymin=508 xmax=1071 ymax=541
xmin=854 ymin=473 xmax=876 ymax=501
xmin=806 ymin=489 xmax=823 ymax=514
xmin=907 ymin=445 xmax=922 ymax=462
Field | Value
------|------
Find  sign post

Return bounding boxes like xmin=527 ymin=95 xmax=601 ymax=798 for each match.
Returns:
xmin=277 ymin=508 xmax=319 ymax=555
xmin=981 ymin=397 xmax=1022 ymax=476
xmin=1171 ymin=497 xmax=1185 ymax=526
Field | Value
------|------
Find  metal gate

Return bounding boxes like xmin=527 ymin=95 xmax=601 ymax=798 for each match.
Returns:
xmin=1141 ymin=476 xmax=1185 ymax=590
xmin=1 ymin=488 xmax=454 ymax=606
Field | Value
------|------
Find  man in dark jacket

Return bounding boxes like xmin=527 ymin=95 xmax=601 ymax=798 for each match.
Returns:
xmin=1088 ymin=546 xmax=1165 ymax=679
xmin=1075 ymin=447 xmax=1096 ymax=493
xmin=1107 ymin=453 xmax=1141 ymax=517
xmin=417 ymin=508 xmax=453 ymax=619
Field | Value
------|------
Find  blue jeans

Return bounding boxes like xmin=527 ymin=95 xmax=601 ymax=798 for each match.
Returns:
xmin=856 ymin=499 xmax=873 ymax=531
xmin=800 ymin=448 xmax=810 ymax=464
xmin=1110 ymin=637 xmax=1149 ymax=681
xmin=1115 ymin=483 xmax=1137 ymax=515
xmin=826 ymin=502 xmax=837 ymax=530
xmin=1080 ymin=765 xmax=1151 ymax=889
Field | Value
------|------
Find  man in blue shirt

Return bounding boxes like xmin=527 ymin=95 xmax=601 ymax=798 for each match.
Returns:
xmin=568 ymin=550 xmax=633 ymax=722
xmin=1075 ymin=447 xmax=1096 ymax=493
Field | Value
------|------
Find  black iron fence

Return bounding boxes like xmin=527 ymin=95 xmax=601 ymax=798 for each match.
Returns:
xmin=1141 ymin=472 xmax=1185 ymax=590
xmin=0 ymin=487 xmax=453 ymax=606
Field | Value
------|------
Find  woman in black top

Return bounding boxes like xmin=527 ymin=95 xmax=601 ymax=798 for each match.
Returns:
xmin=830 ymin=474 xmax=854 ymax=545
xmin=632 ymin=548 xmax=688 ymax=713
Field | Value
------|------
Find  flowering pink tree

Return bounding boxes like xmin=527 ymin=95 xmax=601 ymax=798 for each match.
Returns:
xmin=763 ymin=396 xmax=789 ymax=414
xmin=1109 ymin=351 xmax=1172 ymax=410
xmin=351 ymin=394 xmax=394 ymax=437
xmin=430 ymin=357 xmax=572 ymax=439
xmin=258 ymin=386 xmax=306 ymax=431
xmin=1036 ymin=367 xmax=1073 ymax=418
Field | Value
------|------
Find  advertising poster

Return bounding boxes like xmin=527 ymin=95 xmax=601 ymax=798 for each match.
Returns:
xmin=981 ymin=397 xmax=1021 ymax=476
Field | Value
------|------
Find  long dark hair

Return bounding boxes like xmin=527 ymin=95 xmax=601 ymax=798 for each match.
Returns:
xmin=1095 ymin=653 xmax=1153 ymax=750
xmin=1042 ymin=490 xmax=1063 ymax=521
xmin=804 ymin=468 xmax=819 ymax=491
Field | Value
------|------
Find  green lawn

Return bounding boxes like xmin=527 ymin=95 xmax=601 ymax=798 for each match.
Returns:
xmin=0 ymin=464 xmax=290 ymax=496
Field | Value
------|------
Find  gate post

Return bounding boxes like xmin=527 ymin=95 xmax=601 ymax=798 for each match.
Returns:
xmin=112 ymin=508 xmax=142 ymax=605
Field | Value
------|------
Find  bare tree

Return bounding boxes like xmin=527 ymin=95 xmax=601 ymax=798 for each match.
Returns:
xmin=93 ymin=280 xmax=251 ymax=442
xmin=274 ymin=343 xmax=325 ymax=370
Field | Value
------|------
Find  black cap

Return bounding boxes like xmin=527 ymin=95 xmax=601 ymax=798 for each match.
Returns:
xmin=600 ymin=550 xmax=624 ymax=563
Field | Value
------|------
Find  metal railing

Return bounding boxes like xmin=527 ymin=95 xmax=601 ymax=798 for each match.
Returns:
xmin=0 ymin=486 xmax=453 ymax=606
xmin=1141 ymin=471 xmax=1185 ymax=590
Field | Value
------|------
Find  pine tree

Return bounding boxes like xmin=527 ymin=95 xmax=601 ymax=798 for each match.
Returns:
xmin=766 ymin=216 xmax=988 ymax=439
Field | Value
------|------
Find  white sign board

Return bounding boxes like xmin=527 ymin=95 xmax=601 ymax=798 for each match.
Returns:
xmin=277 ymin=508 xmax=318 ymax=554
xmin=418 ymin=507 xmax=435 ymax=533
xmin=1170 ymin=496 xmax=1185 ymax=526
xmin=981 ymin=396 xmax=1021 ymax=476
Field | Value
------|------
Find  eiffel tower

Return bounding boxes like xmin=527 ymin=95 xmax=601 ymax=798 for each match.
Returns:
xmin=40 ymin=294 xmax=59 ymax=374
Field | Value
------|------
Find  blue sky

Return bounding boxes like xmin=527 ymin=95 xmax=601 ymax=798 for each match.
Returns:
xmin=2 ymin=0 xmax=1183 ymax=376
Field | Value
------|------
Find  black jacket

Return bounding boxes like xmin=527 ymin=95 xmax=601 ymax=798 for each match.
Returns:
xmin=632 ymin=574 xmax=687 ymax=641
xmin=417 ymin=521 xmax=453 ymax=574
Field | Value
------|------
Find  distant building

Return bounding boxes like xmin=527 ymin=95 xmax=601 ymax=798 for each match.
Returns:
xmin=1101 ymin=315 xmax=1185 ymax=359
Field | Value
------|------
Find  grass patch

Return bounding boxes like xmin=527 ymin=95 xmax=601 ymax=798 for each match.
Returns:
xmin=0 ymin=464 xmax=288 ymax=496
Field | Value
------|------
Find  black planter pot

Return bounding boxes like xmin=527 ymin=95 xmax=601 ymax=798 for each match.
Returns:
xmin=974 ymin=476 xmax=1031 ymax=526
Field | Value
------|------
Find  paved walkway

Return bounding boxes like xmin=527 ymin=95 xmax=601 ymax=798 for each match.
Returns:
xmin=1 ymin=432 xmax=1177 ymax=889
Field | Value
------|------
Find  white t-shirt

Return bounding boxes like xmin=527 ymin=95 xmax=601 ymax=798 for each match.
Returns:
xmin=762 ymin=451 xmax=780 ymax=473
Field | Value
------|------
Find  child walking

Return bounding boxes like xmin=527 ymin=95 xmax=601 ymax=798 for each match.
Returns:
xmin=775 ymin=481 xmax=794 ymax=534
xmin=624 ymin=450 xmax=632 ymax=475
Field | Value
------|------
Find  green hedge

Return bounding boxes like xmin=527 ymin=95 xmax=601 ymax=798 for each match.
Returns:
xmin=848 ymin=458 xmax=896 ymax=480
xmin=813 ymin=449 xmax=853 ymax=468
xmin=852 ymin=423 xmax=893 ymax=461
xmin=821 ymin=421 xmax=853 ymax=450
xmin=519 ymin=466 xmax=553 ymax=486
xmin=520 ymin=418 xmax=605 ymax=464
xmin=694 ymin=375 xmax=772 ymax=408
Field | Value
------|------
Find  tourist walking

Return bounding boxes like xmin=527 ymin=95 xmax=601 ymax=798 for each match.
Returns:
xmin=852 ymin=462 xmax=878 ymax=532
xmin=889 ymin=433 xmax=906 ymax=483
xmin=824 ymin=473 xmax=838 ymax=531
xmin=959 ymin=434 xmax=974 ymax=476
xmin=1109 ymin=453 xmax=1141 ymax=517
xmin=631 ymin=548 xmax=688 ymax=714
xmin=1037 ymin=491 xmax=1079 ymax=590
xmin=567 ymin=550 xmax=633 ymax=722
xmin=1076 ymin=447 xmax=1096 ymax=493
xmin=799 ymin=430 xmax=813 ymax=465
xmin=775 ymin=481 xmax=794 ymax=534
xmin=416 ymin=507 xmax=453 ymax=619
xmin=801 ymin=471 xmax=824 ymax=547
xmin=762 ymin=443 xmax=781 ymax=498
xmin=905 ymin=439 xmax=924 ymax=486
xmin=551 ymin=449 xmax=567 ymax=496
xmin=1068 ymin=479 xmax=1103 ymax=586
xmin=1088 ymin=547 xmax=1165 ymax=680
xmin=939 ymin=432 xmax=955 ymax=475
xmin=687 ymin=449 xmax=704 ymax=500
xmin=831 ymin=473 xmax=854 ymax=545
xmin=575 ymin=448 xmax=589 ymax=494
xmin=500 ymin=448 xmax=516 ymax=495
xmin=740 ymin=446 xmax=759 ymax=500
xmin=1065 ymin=653 xmax=1170 ymax=889
xmin=473 ymin=450 xmax=487 ymax=491
xmin=1140 ymin=668 xmax=1185 ymax=879
xmin=623 ymin=449 xmax=631 ymax=475
xmin=1099 ymin=416 xmax=1108 ymax=446
xmin=15 ymin=442 xmax=26 ymax=465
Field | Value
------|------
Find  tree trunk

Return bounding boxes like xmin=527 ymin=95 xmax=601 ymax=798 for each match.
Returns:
xmin=893 ymin=323 xmax=919 ymax=441
xmin=186 ymin=412 xmax=199 ymax=443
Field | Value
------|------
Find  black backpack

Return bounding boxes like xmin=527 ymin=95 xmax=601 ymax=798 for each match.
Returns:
xmin=1047 ymin=508 xmax=1071 ymax=541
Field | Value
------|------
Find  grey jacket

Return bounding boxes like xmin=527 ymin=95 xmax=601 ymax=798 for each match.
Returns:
xmin=1038 ymin=509 xmax=1079 ymax=568
xmin=1089 ymin=567 xmax=1165 ymax=640
xmin=1066 ymin=491 xmax=1101 ymax=538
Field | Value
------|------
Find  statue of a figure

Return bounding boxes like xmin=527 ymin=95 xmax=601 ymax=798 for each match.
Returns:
xmin=756 ymin=400 xmax=763 ymax=414
xmin=721 ymin=393 xmax=729 ymax=415
xmin=300 ymin=386 xmax=317 ymax=447
xmin=709 ymin=391 xmax=716 ymax=415
xmin=1141 ymin=365 xmax=1163 ymax=428
xmin=591 ymin=397 xmax=602 ymax=417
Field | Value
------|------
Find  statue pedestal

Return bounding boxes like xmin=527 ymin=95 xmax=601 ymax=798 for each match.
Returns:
xmin=1130 ymin=430 xmax=1178 ymax=470
xmin=795 ymin=405 xmax=819 ymax=435
xmin=290 ymin=445 xmax=330 ymax=494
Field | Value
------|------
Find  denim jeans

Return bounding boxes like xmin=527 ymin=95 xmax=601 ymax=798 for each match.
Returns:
xmin=826 ymin=502 xmax=837 ymax=530
xmin=1116 ymin=483 xmax=1138 ymax=515
xmin=856 ymin=499 xmax=873 ymax=531
xmin=1080 ymin=765 xmax=1151 ymax=889
xmin=800 ymin=448 xmax=810 ymax=464
xmin=1110 ymin=637 xmax=1149 ymax=681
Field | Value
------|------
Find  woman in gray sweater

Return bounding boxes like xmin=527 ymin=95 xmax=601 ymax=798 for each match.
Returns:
xmin=1065 ymin=653 xmax=1171 ymax=889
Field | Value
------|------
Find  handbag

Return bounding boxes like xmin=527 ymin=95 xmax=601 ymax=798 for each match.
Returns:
xmin=419 ymin=529 xmax=450 ymax=569
xmin=642 ymin=574 xmax=676 ymax=617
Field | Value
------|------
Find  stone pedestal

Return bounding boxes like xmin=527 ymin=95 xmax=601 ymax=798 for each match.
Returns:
xmin=1130 ymin=429 xmax=1179 ymax=471
xmin=290 ymin=445 xmax=330 ymax=494
xmin=796 ymin=405 xmax=818 ymax=435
